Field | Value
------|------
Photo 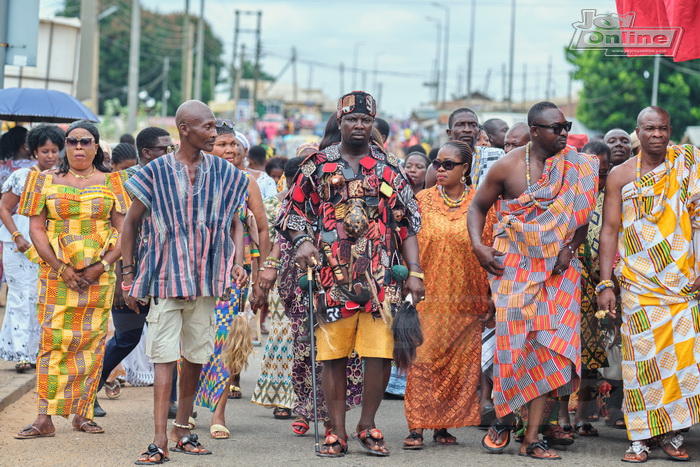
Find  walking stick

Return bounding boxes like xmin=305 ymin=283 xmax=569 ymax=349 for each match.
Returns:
xmin=300 ymin=266 xmax=320 ymax=453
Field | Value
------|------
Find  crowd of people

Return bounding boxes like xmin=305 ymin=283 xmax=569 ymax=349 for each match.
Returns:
xmin=0 ymin=89 xmax=698 ymax=464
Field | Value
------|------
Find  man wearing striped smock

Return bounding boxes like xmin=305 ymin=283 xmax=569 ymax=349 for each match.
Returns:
xmin=121 ymin=101 xmax=249 ymax=465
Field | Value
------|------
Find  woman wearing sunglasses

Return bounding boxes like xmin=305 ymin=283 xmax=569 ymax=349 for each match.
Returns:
xmin=14 ymin=120 xmax=130 ymax=439
xmin=403 ymin=140 xmax=496 ymax=449
xmin=0 ymin=125 xmax=63 ymax=374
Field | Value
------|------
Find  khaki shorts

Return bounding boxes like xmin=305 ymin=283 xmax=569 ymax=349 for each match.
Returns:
xmin=145 ymin=297 xmax=216 ymax=364
xmin=315 ymin=312 xmax=394 ymax=361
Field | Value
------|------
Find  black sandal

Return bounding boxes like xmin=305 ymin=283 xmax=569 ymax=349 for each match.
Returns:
xmin=135 ymin=444 xmax=169 ymax=465
xmin=273 ymin=407 xmax=292 ymax=420
xmin=403 ymin=431 xmax=424 ymax=450
xmin=519 ymin=441 xmax=561 ymax=460
xmin=481 ymin=420 xmax=512 ymax=452
xmin=171 ymin=434 xmax=211 ymax=456
xmin=433 ymin=428 xmax=458 ymax=445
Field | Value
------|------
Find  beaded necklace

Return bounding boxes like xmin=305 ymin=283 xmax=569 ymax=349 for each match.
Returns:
xmin=524 ymin=143 xmax=544 ymax=209
xmin=635 ymin=152 xmax=671 ymax=223
xmin=438 ymin=184 xmax=469 ymax=208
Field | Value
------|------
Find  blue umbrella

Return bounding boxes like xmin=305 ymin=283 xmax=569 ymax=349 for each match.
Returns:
xmin=0 ymin=87 xmax=99 ymax=123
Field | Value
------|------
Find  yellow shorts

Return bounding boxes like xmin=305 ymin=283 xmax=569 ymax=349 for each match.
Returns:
xmin=315 ymin=312 xmax=394 ymax=361
xmin=145 ymin=296 xmax=216 ymax=364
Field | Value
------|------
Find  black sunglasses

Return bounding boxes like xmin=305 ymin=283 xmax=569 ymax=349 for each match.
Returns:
xmin=65 ymin=137 xmax=94 ymax=148
xmin=215 ymin=118 xmax=235 ymax=129
xmin=431 ymin=159 xmax=466 ymax=171
xmin=532 ymin=121 xmax=572 ymax=135
xmin=145 ymin=144 xmax=178 ymax=153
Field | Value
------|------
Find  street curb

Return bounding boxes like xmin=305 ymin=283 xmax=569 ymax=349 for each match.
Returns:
xmin=0 ymin=373 xmax=35 ymax=413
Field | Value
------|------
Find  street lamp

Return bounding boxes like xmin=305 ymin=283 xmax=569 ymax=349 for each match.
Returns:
xmin=426 ymin=16 xmax=442 ymax=105
xmin=433 ymin=2 xmax=450 ymax=104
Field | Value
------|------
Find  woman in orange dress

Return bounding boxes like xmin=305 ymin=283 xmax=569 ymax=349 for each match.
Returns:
xmin=403 ymin=140 xmax=495 ymax=449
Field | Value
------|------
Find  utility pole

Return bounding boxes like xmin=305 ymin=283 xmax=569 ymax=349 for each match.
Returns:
xmin=467 ymin=0 xmax=476 ymax=98
xmin=291 ymin=47 xmax=297 ymax=107
xmin=161 ymin=56 xmax=170 ymax=117
xmin=181 ymin=0 xmax=193 ymax=102
xmin=433 ymin=2 xmax=450 ymax=105
xmin=194 ymin=0 xmax=205 ymax=101
xmin=210 ymin=64 xmax=216 ymax=101
xmin=651 ymin=54 xmax=660 ymax=106
xmin=0 ymin=0 xmax=8 ymax=88
xmin=127 ymin=0 xmax=141 ymax=133
xmin=230 ymin=10 xmax=240 ymax=100
xmin=507 ymin=0 xmax=516 ymax=111
xmin=339 ymin=62 xmax=345 ymax=95
xmin=522 ymin=63 xmax=527 ymax=105
xmin=77 ymin=0 xmax=97 ymax=109
xmin=501 ymin=63 xmax=506 ymax=103
xmin=233 ymin=43 xmax=245 ymax=104
xmin=483 ymin=68 xmax=491 ymax=96
xmin=546 ymin=56 xmax=552 ymax=100
xmin=252 ymin=10 xmax=262 ymax=119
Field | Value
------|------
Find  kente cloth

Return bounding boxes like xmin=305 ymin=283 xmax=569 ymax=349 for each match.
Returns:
xmin=578 ymin=191 xmax=609 ymax=371
xmin=278 ymin=238 xmax=363 ymax=420
xmin=17 ymin=171 xmax=130 ymax=418
xmin=404 ymin=187 xmax=494 ymax=428
xmin=276 ymin=143 xmax=420 ymax=323
xmin=614 ymin=144 xmax=700 ymax=441
xmin=0 ymin=169 xmax=40 ymax=363
xmin=471 ymin=146 xmax=506 ymax=188
xmin=490 ymin=145 xmax=598 ymax=417
xmin=125 ymin=152 xmax=248 ymax=300
xmin=251 ymin=196 xmax=295 ymax=409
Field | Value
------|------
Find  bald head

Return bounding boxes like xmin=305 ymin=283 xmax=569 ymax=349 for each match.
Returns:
xmin=176 ymin=100 xmax=215 ymax=127
xmin=637 ymin=106 xmax=671 ymax=127
xmin=503 ymin=122 xmax=530 ymax=153
xmin=636 ymin=106 xmax=672 ymax=158
xmin=175 ymin=100 xmax=218 ymax=154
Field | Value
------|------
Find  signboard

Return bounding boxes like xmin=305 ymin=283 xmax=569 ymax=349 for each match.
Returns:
xmin=5 ymin=0 xmax=39 ymax=67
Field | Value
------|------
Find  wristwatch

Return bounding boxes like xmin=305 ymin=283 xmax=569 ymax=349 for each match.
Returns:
xmin=100 ymin=259 xmax=111 ymax=272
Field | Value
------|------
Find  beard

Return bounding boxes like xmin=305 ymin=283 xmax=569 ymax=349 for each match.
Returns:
xmin=346 ymin=137 xmax=369 ymax=148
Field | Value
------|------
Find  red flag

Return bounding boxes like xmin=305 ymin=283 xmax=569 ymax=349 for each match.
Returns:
xmin=616 ymin=0 xmax=700 ymax=62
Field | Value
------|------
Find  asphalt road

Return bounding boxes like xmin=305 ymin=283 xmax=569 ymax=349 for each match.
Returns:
xmin=0 ymin=339 xmax=698 ymax=467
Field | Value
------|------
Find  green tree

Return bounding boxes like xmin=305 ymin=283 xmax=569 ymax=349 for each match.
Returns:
xmin=58 ymin=0 xmax=224 ymax=115
xmin=566 ymin=48 xmax=700 ymax=141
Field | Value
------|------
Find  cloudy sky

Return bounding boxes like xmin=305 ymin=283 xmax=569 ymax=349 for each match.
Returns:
xmin=40 ymin=0 xmax=618 ymax=116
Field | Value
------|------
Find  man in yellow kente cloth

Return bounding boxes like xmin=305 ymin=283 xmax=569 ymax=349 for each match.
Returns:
xmin=598 ymin=106 xmax=700 ymax=463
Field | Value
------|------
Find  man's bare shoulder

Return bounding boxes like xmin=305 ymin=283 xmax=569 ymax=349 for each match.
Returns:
xmin=485 ymin=147 xmax=524 ymax=177
xmin=607 ymin=157 xmax=637 ymax=190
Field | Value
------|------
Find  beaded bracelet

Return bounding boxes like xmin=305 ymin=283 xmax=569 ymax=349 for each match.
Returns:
xmin=263 ymin=260 xmax=282 ymax=270
xmin=121 ymin=282 xmax=132 ymax=291
xmin=595 ymin=279 xmax=614 ymax=296
xmin=293 ymin=235 xmax=313 ymax=249
xmin=56 ymin=263 xmax=67 ymax=277
xmin=121 ymin=271 xmax=134 ymax=276
xmin=11 ymin=231 xmax=22 ymax=240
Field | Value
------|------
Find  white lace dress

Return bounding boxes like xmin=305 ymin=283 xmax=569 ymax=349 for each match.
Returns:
xmin=0 ymin=168 xmax=40 ymax=363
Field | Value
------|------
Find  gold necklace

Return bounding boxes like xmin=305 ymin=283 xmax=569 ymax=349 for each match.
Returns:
xmin=438 ymin=184 xmax=469 ymax=208
xmin=635 ymin=152 xmax=670 ymax=223
xmin=69 ymin=166 xmax=96 ymax=179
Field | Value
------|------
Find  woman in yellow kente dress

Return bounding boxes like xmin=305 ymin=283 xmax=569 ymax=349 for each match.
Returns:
xmin=14 ymin=121 xmax=129 ymax=439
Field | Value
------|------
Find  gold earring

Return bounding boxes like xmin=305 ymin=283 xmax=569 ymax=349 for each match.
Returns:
xmin=460 ymin=175 xmax=466 ymax=183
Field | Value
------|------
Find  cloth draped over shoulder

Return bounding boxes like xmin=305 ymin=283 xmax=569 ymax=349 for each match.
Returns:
xmin=489 ymin=145 xmax=598 ymax=417
xmin=125 ymin=153 xmax=249 ymax=300
xmin=615 ymin=144 xmax=700 ymax=440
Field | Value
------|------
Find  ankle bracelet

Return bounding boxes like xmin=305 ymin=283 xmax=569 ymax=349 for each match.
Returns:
xmin=173 ymin=421 xmax=191 ymax=429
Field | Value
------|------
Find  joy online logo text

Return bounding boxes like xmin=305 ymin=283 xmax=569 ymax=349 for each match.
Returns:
xmin=570 ymin=10 xmax=682 ymax=56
